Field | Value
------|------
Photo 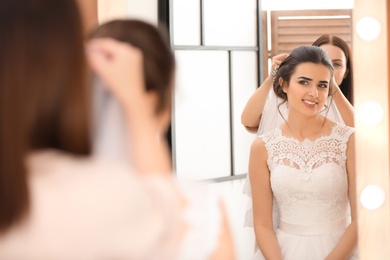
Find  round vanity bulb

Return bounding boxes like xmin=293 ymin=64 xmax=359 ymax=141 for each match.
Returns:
xmin=358 ymin=100 xmax=384 ymax=126
xmin=356 ymin=17 xmax=381 ymax=41
xmin=360 ymin=184 xmax=385 ymax=210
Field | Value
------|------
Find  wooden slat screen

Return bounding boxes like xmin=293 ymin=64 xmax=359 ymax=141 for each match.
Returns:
xmin=271 ymin=9 xmax=352 ymax=56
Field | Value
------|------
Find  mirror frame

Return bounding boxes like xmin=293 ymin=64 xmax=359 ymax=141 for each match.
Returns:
xmin=354 ymin=0 xmax=390 ymax=258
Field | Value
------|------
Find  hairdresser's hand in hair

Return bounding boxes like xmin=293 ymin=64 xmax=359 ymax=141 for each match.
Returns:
xmin=87 ymin=38 xmax=172 ymax=175
xmin=271 ymin=53 xmax=289 ymax=74
xmin=86 ymin=38 xmax=157 ymax=128
xmin=87 ymin=38 xmax=146 ymax=106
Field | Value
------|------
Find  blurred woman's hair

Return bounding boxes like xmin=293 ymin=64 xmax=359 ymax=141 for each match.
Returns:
xmin=0 ymin=0 xmax=90 ymax=231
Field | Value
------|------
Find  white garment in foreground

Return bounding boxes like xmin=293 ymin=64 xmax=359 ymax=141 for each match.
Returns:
xmin=0 ymin=150 xmax=222 ymax=260
xmin=253 ymin=123 xmax=358 ymax=260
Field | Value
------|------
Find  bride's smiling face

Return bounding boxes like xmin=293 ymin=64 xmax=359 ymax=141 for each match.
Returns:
xmin=281 ymin=62 xmax=331 ymax=117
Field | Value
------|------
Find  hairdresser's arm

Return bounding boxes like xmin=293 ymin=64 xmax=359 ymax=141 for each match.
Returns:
xmin=241 ymin=53 xmax=289 ymax=133
xmin=249 ymin=138 xmax=283 ymax=259
xmin=241 ymin=76 xmax=274 ymax=133
xmin=332 ymin=82 xmax=355 ymax=127
xmin=87 ymin=38 xmax=171 ymax=175
xmin=325 ymin=134 xmax=357 ymax=259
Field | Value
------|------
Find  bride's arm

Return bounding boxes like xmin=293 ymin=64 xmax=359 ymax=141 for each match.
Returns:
xmin=325 ymin=134 xmax=358 ymax=260
xmin=249 ymin=138 xmax=283 ymax=259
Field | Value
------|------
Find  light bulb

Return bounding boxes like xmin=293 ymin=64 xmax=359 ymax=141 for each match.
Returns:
xmin=360 ymin=184 xmax=385 ymax=210
xmin=358 ymin=100 xmax=384 ymax=126
xmin=356 ymin=17 xmax=381 ymax=41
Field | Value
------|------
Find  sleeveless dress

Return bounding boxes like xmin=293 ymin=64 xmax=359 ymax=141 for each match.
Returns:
xmin=243 ymin=91 xmax=345 ymax=229
xmin=253 ymin=123 xmax=358 ymax=260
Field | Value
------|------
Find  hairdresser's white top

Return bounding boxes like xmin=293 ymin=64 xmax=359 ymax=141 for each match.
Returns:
xmin=0 ymin=150 xmax=222 ymax=259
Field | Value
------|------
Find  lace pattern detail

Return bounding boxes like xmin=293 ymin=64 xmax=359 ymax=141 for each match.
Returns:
xmin=259 ymin=123 xmax=354 ymax=224
xmin=262 ymin=124 xmax=352 ymax=173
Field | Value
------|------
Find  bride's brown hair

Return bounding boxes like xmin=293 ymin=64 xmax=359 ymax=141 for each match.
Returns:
xmin=272 ymin=45 xmax=334 ymax=121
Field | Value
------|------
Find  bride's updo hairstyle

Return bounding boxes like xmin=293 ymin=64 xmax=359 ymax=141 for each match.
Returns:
xmin=273 ymin=45 xmax=334 ymax=105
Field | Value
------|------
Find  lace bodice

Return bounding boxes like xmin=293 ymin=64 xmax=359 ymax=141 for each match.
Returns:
xmin=260 ymin=123 xmax=355 ymax=225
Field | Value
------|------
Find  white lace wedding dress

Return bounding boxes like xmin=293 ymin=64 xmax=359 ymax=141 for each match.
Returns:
xmin=244 ymin=90 xmax=346 ymax=228
xmin=252 ymin=123 xmax=358 ymax=259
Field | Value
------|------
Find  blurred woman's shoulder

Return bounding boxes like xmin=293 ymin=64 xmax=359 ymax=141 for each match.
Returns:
xmin=0 ymin=150 xmax=232 ymax=259
xmin=0 ymin=149 xmax=181 ymax=259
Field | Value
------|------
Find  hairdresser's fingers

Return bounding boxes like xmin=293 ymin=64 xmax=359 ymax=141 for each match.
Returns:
xmin=86 ymin=47 xmax=109 ymax=74
xmin=87 ymin=38 xmax=145 ymax=105
xmin=87 ymin=39 xmax=120 ymax=71
xmin=87 ymin=38 xmax=142 ymax=76
xmin=87 ymin=38 xmax=129 ymax=57
xmin=86 ymin=39 xmax=118 ymax=77
xmin=272 ymin=53 xmax=289 ymax=67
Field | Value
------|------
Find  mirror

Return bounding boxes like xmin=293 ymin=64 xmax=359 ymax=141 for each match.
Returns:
xmin=168 ymin=0 xmax=390 ymax=258
xmin=85 ymin=0 xmax=390 ymax=258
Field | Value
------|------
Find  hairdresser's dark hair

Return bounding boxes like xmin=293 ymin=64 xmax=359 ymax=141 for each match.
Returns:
xmin=0 ymin=0 xmax=90 ymax=231
xmin=89 ymin=19 xmax=175 ymax=115
xmin=312 ymin=34 xmax=353 ymax=104
xmin=273 ymin=45 xmax=334 ymax=104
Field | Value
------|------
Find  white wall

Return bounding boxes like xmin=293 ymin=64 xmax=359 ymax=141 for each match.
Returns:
xmin=126 ymin=0 xmax=158 ymax=25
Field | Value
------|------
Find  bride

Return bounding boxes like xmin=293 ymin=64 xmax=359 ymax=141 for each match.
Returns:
xmin=248 ymin=46 xmax=358 ymax=259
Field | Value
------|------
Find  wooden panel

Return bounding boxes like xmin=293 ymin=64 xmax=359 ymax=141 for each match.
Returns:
xmin=261 ymin=10 xmax=269 ymax=80
xmin=278 ymin=19 xmax=351 ymax=27
xmin=277 ymin=35 xmax=323 ymax=42
xmin=277 ymin=43 xmax=317 ymax=53
xmin=268 ymin=9 xmax=353 ymax=57
xmin=270 ymin=10 xmax=279 ymax=58
xmin=278 ymin=27 xmax=351 ymax=35
xmin=278 ymin=40 xmax=352 ymax=52
xmin=273 ymin=9 xmax=353 ymax=17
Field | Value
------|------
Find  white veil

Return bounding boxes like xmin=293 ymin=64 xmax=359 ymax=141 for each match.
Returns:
xmin=91 ymin=77 xmax=131 ymax=161
xmin=242 ymin=89 xmax=344 ymax=229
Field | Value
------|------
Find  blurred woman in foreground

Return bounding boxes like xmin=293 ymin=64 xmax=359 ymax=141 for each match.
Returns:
xmin=0 ymin=0 xmax=234 ymax=259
